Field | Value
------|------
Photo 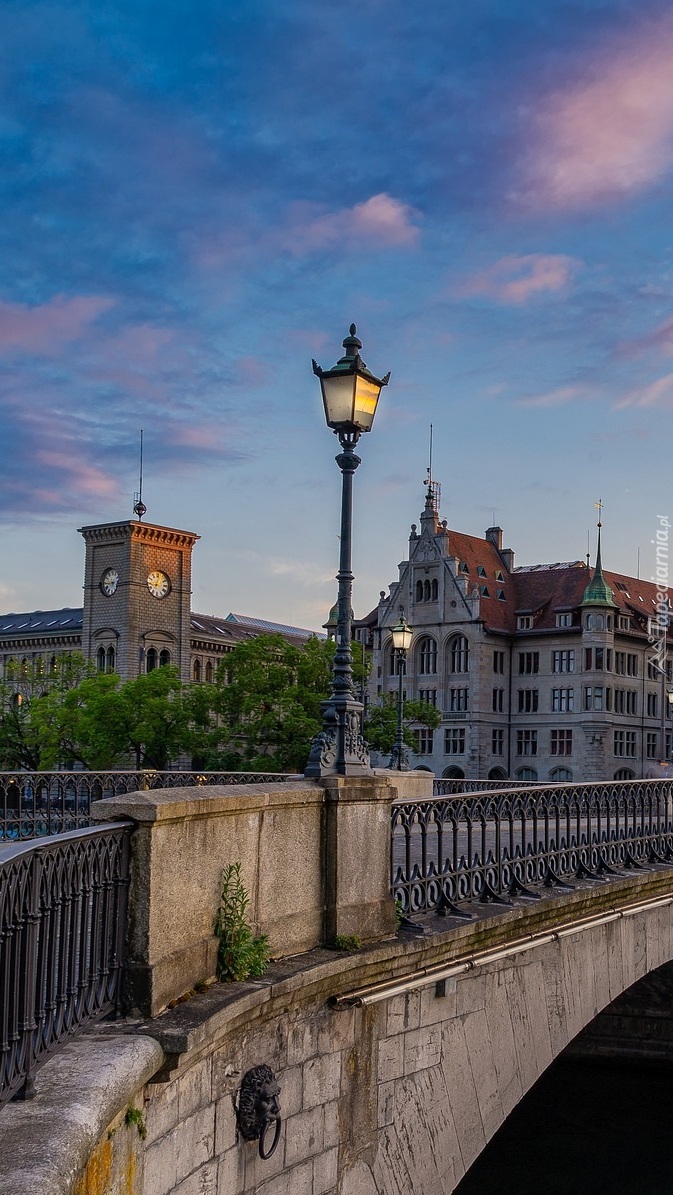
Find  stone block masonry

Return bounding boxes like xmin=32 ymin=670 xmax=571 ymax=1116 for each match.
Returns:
xmin=6 ymin=867 xmax=673 ymax=1194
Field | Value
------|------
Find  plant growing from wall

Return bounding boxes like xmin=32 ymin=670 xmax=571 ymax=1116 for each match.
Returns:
xmin=215 ymin=862 xmax=270 ymax=982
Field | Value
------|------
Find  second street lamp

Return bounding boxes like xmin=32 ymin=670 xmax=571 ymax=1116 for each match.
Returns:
xmin=389 ymin=610 xmax=413 ymax=771
xmin=305 ymin=325 xmax=390 ymax=778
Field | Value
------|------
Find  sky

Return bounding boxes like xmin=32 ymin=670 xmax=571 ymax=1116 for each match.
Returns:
xmin=2 ymin=0 xmax=673 ymax=630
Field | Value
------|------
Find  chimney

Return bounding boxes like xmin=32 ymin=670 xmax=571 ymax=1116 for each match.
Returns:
xmin=486 ymin=526 xmax=503 ymax=550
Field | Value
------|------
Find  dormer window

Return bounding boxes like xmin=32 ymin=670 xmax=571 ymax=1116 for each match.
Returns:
xmin=480 ymin=585 xmax=490 ymax=597
xmin=556 ymin=613 xmax=572 ymax=628
xmin=518 ymin=615 xmax=533 ymax=630
xmin=497 ymin=589 xmax=506 ymax=601
xmin=495 ymin=570 xmax=504 ymax=582
xmin=460 ymin=562 xmax=469 ymax=574
xmin=477 ymin=565 xmax=487 ymax=578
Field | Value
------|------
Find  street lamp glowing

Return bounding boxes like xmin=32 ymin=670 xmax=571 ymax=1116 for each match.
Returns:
xmin=312 ymin=324 xmax=390 ymax=434
xmin=391 ymin=612 xmax=413 ymax=654
xmin=305 ymin=325 xmax=390 ymax=779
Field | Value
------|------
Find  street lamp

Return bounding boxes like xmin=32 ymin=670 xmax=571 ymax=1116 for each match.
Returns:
xmin=389 ymin=610 xmax=413 ymax=771
xmin=305 ymin=325 xmax=390 ymax=778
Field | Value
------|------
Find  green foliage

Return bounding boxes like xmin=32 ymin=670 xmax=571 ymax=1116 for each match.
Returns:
xmin=215 ymin=863 xmax=270 ymax=982
xmin=124 ymin=1106 xmax=147 ymax=1140
xmin=363 ymin=693 xmax=441 ymax=755
xmin=205 ymin=633 xmax=338 ymax=773
xmin=332 ymin=935 xmax=361 ymax=952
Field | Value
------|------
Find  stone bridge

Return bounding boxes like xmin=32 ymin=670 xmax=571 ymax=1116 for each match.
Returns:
xmin=3 ymin=775 xmax=673 ymax=1195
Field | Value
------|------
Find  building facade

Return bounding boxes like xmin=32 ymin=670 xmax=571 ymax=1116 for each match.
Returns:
xmin=371 ymin=486 xmax=672 ymax=783
xmin=0 ymin=517 xmax=320 ymax=689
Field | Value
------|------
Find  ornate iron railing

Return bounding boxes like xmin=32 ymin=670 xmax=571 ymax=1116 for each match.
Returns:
xmin=392 ymin=779 xmax=673 ymax=915
xmin=434 ymin=779 xmax=541 ymax=795
xmin=0 ymin=770 xmax=301 ymax=841
xmin=0 ymin=822 xmax=132 ymax=1105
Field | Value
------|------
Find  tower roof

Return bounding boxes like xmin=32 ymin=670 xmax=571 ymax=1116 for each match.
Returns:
xmin=582 ymin=524 xmax=617 ymax=608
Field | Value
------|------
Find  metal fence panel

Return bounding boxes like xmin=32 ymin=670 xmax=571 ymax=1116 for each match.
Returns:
xmin=392 ymin=780 xmax=673 ymax=915
xmin=0 ymin=822 xmax=132 ymax=1105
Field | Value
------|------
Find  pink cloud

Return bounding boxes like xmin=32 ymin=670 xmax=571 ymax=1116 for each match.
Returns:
xmin=35 ymin=452 xmax=119 ymax=500
xmin=617 ymin=315 xmax=673 ymax=359
xmin=616 ymin=372 xmax=673 ymax=409
xmin=283 ymin=193 xmax=419 ymax=255
xmin=0 ymin=294 xmax=114 ymax=354
xmin=521 ymin=15 xmax=673 ymax=209
xmin=459 ymin=254 xmax=580 ymax=304
xmin=516 ymin=385 xmax=584 ymax=408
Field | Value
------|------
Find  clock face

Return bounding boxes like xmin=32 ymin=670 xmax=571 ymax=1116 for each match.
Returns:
xmin=147 ymin=570 xmax=170 ymax=599
xmin=101 ymin=568 xmax=119 ymax=596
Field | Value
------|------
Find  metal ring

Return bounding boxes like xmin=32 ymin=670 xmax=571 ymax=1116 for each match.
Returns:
xmin=259 ymin=1114 xmax=282 ymax=1160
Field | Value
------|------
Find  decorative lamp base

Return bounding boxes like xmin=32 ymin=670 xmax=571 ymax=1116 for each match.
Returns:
xmin=389 ymin=743 xmax=411 ymax=772
xmin=305 ymin=699 xmax=371 ymax=778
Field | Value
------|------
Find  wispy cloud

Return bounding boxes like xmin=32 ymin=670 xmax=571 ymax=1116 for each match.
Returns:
xmin=516 ymin=385 xmax=585 ymax=408
xmin=617 ymin=315 xmax=673 ymax=358
xmin=616 ymin=372 xmax=673 ymax=409
xmin=458 ymin=254 xmax=580 ymax=304
xmin=0 ymin=295 xmax=114 ymax=353
xmin=281 ymin=193 xmax=420 ymax=255
xmin=520 ymin=14 xmax=673 ymax=209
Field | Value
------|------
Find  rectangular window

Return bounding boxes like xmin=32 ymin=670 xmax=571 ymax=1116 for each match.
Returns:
xmin=517 ymin=688 xmax=539 ymax=713
xmin=414 ymin=729 xmax=434 ymax=755
xmin=593 ymin=686 xmax=604 ymax=712
xmin=448 ymin=687 xmax=469 ymax=711
xmin=618 ymin=615 xmax=630 ymax=631
xmin=518 ymin=652 xmax=539 ymax=675
xmin=551 ymin=687 xmax=574 ymax=712
xmin=517 ymin=615 xmax=533 ymax=630
xmin=444 ymin=728 xmax=465 ymax=755
xmin=556 ymin=612 xmax=572 ymax=628
xmin=419 ymin=689 xmax=437 ymax=706
xmin=493 ymin=650 xmax=505 ymax=675
xmin=551 ymin=729 xmax=572 ymax=756
xmin=585 ymin=684 xmax=606 ymax=711
xmin=492 ymin=728 xmax=504 ymax=756
xmin=516 ymin=729 xmax=537 ymax=756
xmin=584 ymin=686 xmax=592 ymax=711
xmin=616 ymin=652 xmax=638 ymax=677
xmin=492 ymin=688 xmax=504 ymax=713
xmin=595 ymin=647 xmax=604 ymax=670
xmin=614 ymin=730 xmax=637 ymax=757
xmin=584 ymin=648 xmax=592 ymax=671
xmin=647 ymin=692 xmax=658 ymax=718
xmin=605 ymin=687 xmax=612 ymax=711
xmin=646 ymin=732 xmax=658 ymax=759
xmin=552 ymin=650 xmax=575 ymax=673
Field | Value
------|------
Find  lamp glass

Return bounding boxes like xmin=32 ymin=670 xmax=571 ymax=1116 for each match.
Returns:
xmin=321 ymin=374 xmax=356 ymax=428
xmin=352 ymin=375 xmax=381 ymax=432
xmin=391 ymin=619 xmax=413 ymax=652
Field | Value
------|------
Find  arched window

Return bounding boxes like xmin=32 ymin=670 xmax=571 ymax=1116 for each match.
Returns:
xmin=146 ymin=648 xmax=158 ymax=673
xmin=415 ymin=580 xmax=423 ymax=602
xmin=97 ymin=647 xmax=106 ymax=673
xmin=550 ymin=767 xmax=573 ymax=782
xmin=21 ymin=657 xmax=28 ymax=675
xmin=418 ymin=637 xmax=437 ymax=675
xmin=193 ymin=659 xmax=202 ymax=682
xmin=423 ymin=580 xmax=431 ymax=601
xmin=516 ymin=767 xmax=538 ymax=781
xmin=488 ymin=767 xmax=508 ymax=781
xmin=205 ymin=660 xmax=214 ymax=683
xmin=159 ymin=649 xmax=171 ymax=667
xmin=387 ymin=642 xmax=397 ymax=675
xmin=49 ymin=655 xmax=57 ymax=676
xmin=587 ymin=613 xmax=604 ymax=631
xmin=431 ymin=578 xmax=438 ymax=601
xmin=106 ymin=646 xmax=116 ymax=673
xmin=614 ymin=768 xmax=635 ymax=780
xmin=442 ymin=766 xmax=465 ymax=779
xmin=450 ymin=635 xmax=469 ymax=673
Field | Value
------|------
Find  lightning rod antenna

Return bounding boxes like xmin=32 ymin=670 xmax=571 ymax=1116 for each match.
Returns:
xmin=133 ymin=430 xmax=147 ymax=520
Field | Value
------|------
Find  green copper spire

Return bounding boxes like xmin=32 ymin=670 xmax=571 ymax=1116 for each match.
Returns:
xmin=582 ymin=509 xmax=616 ymax=607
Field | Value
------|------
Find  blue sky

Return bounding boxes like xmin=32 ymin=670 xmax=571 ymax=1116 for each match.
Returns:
xmin=2 ymin=0 xmax=673 ymax=628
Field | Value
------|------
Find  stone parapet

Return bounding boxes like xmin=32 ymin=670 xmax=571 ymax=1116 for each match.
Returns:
xmin=91 ymin=777 xmax=399 ymax=1016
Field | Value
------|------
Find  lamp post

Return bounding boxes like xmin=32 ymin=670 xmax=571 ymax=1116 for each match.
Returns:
xmin=305 ymin=325 xmax=390 ymax=778
xmin=389 ymin=610 xmax=413 ymax=771
xmin=667 ymin=687 xmax=673 ymax=763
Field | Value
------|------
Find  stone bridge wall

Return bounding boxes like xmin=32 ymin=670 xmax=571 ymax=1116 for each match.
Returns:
xmin=5 ymin=868 xmax=673 ymax=1195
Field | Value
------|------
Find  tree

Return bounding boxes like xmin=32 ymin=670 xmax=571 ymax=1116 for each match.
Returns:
xmin=204 ymin=634 xmax=340 ymax=773
xmin=0 ymin=654 xmax=95 ymax=770
xmin=364 ymin=693 xmax=441 ymax=757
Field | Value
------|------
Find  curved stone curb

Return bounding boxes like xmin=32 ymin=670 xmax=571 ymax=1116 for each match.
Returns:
xmin=0 ymin=1032 xmax=164 ymax=1195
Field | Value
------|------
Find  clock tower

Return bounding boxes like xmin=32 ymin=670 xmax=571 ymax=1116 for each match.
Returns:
xmin=79 ymin=519 xmax=200 ymax=681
